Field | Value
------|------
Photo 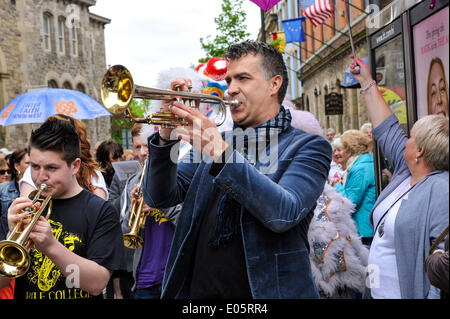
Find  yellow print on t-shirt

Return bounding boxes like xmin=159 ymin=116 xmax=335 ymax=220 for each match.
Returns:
xmin=150 ymin=208 xmax=168 ymax=225
xmin=26 ymin=219 xmax=83 ymax=297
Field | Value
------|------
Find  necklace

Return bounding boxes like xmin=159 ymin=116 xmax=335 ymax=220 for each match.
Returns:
xmin=375 ymin=182 xmax=415 ymax=238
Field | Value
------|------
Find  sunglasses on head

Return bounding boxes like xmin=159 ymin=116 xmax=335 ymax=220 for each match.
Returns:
xmin=0 ymin=169 xmax=11 ymax=175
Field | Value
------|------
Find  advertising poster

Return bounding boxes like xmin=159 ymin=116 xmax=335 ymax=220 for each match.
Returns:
xmin=413 ymin=6 xmax=449 ymax=119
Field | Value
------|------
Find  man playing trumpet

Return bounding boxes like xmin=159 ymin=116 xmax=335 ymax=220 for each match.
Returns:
xmin=143 ymin=40 xmax=332 ymax=298
xmin=0 ymin=117 xmax=125 ymax=299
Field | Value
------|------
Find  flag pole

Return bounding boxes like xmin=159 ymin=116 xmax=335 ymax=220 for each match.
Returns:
xmin=303 ymin=32 xmax=336 ymax=50
xmin=292 ymin=42 xmax=322 ymax=61
xmin=260 ymin=8 xmax=266 ymax=42
xmin=322 ymin=21 xmax=349 ymax=38
xmin=344 ymin=0 xmax=360 ymax=74
xmin=344 ymin=0 xmax=369 ymax=16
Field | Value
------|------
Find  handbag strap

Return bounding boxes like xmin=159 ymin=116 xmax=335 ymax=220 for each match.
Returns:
xmin=429 ymin=225 xmax=449 ymax=255
xmin=374 ymin=185 xmax=415 ymax=236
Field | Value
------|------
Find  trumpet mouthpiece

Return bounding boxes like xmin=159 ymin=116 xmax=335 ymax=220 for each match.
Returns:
xmin=227 ymin=100 xmax=239 ymax=107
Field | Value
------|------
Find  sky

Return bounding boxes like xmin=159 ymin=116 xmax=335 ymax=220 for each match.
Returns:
xmin=90 ymin=0 xmax=263 ymax=86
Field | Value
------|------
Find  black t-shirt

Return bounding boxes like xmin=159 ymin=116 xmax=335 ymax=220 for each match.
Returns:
xmin=14 ymin=189 xmax=126 ymax=300
xmin=189 ymin=188 xmax=253 ymax=299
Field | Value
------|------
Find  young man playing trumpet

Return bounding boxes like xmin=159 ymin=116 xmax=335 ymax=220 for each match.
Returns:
xmin=0 ymin=117 xmax=125 ymax=299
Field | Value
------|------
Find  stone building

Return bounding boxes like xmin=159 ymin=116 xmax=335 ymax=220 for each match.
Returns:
xmin=258 ymin=0 xmax=373 ymax=135
xmin=0 ymin=0 xmax=110 ymax=150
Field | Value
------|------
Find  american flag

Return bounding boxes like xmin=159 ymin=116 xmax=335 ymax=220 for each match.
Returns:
xmin=300 ymin=0 xmax=334 ymax=27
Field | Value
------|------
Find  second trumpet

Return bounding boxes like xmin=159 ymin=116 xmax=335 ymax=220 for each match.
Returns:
xmin=123 ymin=163 xmax=149 ymax=249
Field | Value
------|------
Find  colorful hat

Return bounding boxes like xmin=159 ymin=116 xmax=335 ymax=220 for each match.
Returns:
xmin=197 ymin=57 xmax=228 ymax=82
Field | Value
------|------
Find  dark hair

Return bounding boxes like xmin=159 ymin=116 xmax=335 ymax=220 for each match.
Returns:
xmin=48 ymin=114 xmax=100 ymax=192
xmin=95 ymin=139 xmax=123 ymax=170
xmin=224 ymin=40 xmax=288 ymax=104
xmin=29 ymin=117 xmax=81 ymax=166
xmin=96 ymin=139 xmax=123 ymax=187
xmin=7 ymin=147 xmax=28 ymax=181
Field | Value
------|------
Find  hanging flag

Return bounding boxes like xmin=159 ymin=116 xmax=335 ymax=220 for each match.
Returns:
xmin=271 ymin=32 xmax=287 ymax=53
xmin=300 ymin=0 xmax=334 ymax=27
xmin=281 ymin=17 xmax=306 ymax=43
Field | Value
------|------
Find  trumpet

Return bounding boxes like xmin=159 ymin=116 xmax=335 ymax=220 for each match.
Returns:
xmin=101 ymin=64 xmax=238 ymax=128
xmin=123 ymin=163 xmax=151 ymax=249
xmin=0 ymin=184 xmax=52 ymax=278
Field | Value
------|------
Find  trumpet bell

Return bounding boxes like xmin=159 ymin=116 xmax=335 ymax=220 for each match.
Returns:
xmin=0 ymin=183 xmax=51 ymax=278
xmin=123 ymin=234 xmax=144 ymax=249
xmin=0 ymin=240 xmax=30 ymax=278
xmin=101 ymin=65 xmax=134 ymax=115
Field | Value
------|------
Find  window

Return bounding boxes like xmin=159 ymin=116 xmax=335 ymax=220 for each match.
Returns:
xmin=373 ymin=35 xmax=408 ymax=133
xmin=334 ymin=0 xmax=338 ymax=31
xmin=57 ymin=18 xmax=65 ymax=53
xmin=43 ymin=14 xmax=51 ymax=51
xmin=62 ymin=81 xmax=72 ymax=89
xmin=312 ymin=25 xmax=316 ymax=52
xmin=71 ymin=25 xmax=77 ymax=56
xmin=48 ymin=80 xmax=58 ymax=88
xmin=76 ymin=83 xmax=86 ymax=93
xmin=122 ymin=130 xmax=132 ymax=149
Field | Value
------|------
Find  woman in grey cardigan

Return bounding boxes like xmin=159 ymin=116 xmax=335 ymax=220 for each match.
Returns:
xmin=349 ymin=56 xmax=449 ymax=299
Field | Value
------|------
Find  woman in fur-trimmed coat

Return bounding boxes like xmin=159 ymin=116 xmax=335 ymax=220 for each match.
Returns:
xmin=309 ymin=184 xmax=369 ymax=298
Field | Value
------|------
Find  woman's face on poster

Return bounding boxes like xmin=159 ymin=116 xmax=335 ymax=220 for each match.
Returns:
xmin=428 ymin=62 xmax=449 ymax=117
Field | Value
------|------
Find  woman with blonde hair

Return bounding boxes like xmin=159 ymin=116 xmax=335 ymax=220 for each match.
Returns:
xmin=350 ymin=56 xmax=448 ymax=299
xmin=20 ymin=114 xmax=108 ymax=200
xmin=331 ymin=129 xmax=376 ymax=247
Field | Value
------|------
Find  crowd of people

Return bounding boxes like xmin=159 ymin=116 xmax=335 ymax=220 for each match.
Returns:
xmin=0 ymin=40 xmax=448 ymax=300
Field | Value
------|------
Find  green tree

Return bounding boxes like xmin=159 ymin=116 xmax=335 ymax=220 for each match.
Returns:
xmin=199 ymin=0 xmax=250 ymax=62
xmin=110 ymin=99 xmax=148 ymax=146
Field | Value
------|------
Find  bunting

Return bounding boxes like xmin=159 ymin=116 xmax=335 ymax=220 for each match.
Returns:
xmin=271 ymin=32 xmax=287 ymax=53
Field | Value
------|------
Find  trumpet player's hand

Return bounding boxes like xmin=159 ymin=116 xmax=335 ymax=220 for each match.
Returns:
xmin=159 ymin=78 xmax=194 ymax=144
xmin=142 ymin=203 xmax=152 ymax=215
xmin=7 ymin=196 xmax=40 ymax=234
xmin=130 ymin=184 xmax=152 ymax=214
xmin=170 ymin=101 xmax=228 ymax=162
xmin=26 ymin=215 xmax=54 ymax=254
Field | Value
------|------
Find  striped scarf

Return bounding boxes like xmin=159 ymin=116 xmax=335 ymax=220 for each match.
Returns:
xmin=209 ymin=106 xmax=292 ymax=247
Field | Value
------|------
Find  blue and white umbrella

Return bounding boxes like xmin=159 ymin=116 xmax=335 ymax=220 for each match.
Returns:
xmin=0 ymin=88 xmax=111 ymax=126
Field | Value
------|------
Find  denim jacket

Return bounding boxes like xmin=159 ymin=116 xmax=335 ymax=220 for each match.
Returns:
xmin=143 ymin=124 xmax=331 ymax=299
xmin=0 ymin=180 xmax=19 ymax=240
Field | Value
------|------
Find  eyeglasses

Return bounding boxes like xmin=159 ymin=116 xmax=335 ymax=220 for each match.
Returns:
xmin=0 ymin=169 xmax=11 ymax=175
